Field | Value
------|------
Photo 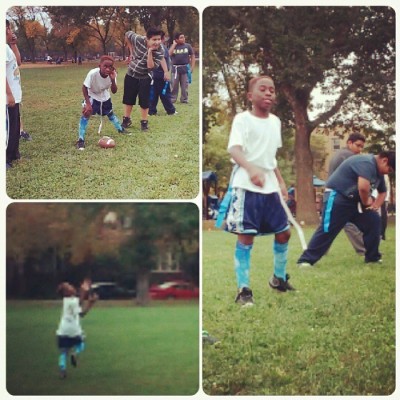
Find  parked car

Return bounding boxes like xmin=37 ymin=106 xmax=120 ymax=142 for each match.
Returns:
xmin=91 ymin=282 xmax=136 ymax=300
xmin=149 ymin=281 xmax=199 ymax=300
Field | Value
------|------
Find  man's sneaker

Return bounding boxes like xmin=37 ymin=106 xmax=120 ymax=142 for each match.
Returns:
xmin=76 ymin=139 xmax=85 ymax=150
xmin=20 ymin=131 xmax=32 ymax=141
xmin=71 ymin=353 xmax=77 ymax=367
xmin=140 ymin=120 xmax=149 ymax=131
xmin=121 ymin=117 xmax=132 ymax=128
xmin=235 ymin=287 xmax=254 ymax=306
xmin=269 ymin=274 xmax=295 ymax=292
xmin=298 ymin=262 xmax=313 ymax=268
xmin=168 ymin=111 xmax=178 ymax=115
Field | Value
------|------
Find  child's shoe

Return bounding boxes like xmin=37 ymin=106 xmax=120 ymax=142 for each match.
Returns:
xmin=269 ymin=274 xmax=295 ymax=292
xmin=140 ymin=120 xmax=149 ymax=131
xmin=118 ymin=127 xmax=131 ymax=135
xmin=121 ymin=117 xmax=132 ymax=128
xmin=235 ymin=287 xmax=254 ymax=306
xmin=76 ymin=139 xmax=85 ymax=150
xmin=71 ymin=353 xmax=78 ymax=367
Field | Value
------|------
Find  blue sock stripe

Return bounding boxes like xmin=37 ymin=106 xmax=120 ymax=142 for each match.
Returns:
xmin=108 ymin=112 xmax=123 ymax=131
xmin=79 ymin=116 xmax=89 ymax=140
xmin=234 ymin=241 xmax=253 ymax=289
xmin=59 ymin=352 xmax=67 ymax=370
xmin=323 ymin=191 xmax=337 ymax=233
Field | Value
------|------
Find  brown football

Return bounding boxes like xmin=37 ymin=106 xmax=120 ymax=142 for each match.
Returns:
xmin=98 ymin=136 xmax=116 ymax=149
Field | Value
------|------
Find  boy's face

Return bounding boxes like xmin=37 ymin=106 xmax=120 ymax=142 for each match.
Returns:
xmin=147 ymin=35 xmax=161 ymax=50
xmin=99 ymin=60 xmax=114 ymax=77
xmin=6 ymin=24 xmax=13 ymax=43
xmin=347 ymin=140 xmax=364 ymax=154
xmin=377 ymin=157 xmax=394 ymax=175
xmin=247 ymin=77 xmax=276 ymax=112
xmin=177 ymin=34 xmax=185 ymax=44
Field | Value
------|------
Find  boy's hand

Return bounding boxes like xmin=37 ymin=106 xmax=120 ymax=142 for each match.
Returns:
xmin=9 ymin=33 xmax=17 ymax=45
xmin=164 ymin=71 xmax=171 ymax=81
xmin=82 ymin=103 xmax=92 ymax=118
xmin=248 ymin=165 xmax=265 ymax=188
xmin=7 ymin=93 xmax=16 ymax=107
xmin=109 ymin=67 xmax=117 ymax=80
xmin=80 ymin=278 xmax=92 ymax=293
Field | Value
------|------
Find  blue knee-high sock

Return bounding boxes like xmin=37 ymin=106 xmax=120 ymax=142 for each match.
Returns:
xmin=274 ymin=241 xmax=288 ymax=280
xmin=79 ymin=116 xmax=89 ymax=140
xmin=234 ymin=241 xmax=253 ymax=289
xmin=108 ymin=112 xmax=123 ymax=131
xmin=59 ymin=352 xmax=67 ymax=370
xmin=75 ymin=342 xmax=85 ymax=355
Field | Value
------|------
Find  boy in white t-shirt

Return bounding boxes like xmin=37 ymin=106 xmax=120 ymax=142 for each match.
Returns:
xmin=56 ymin=279 xmax=97 ymax=378
xmin=223 ymin=76 xmax=294 ymax=305
xmin=76 ymin=55 xmax=128 ymax=150
xmin=6 ymin=19 xmax=22 ymax=169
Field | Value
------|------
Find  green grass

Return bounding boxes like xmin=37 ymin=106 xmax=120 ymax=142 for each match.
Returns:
xmin=7 ymin=62 xmax=199 ymax=199
xmin=202 ymin=223 xmax=396 ymax=395
xmin=7 ymin=301 xmax=199 ymax=395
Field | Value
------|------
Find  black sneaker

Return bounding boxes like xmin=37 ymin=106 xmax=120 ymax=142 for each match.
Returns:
xmin=235 ymin=287 xmax=254 ymax=306
xmin=121 ymin=117 xmax=132 ymax=128
xmin=140 ymin=120 xmax=149 ymax=131
xmin=20 ymin=130 xmax=32 ymax=141
xmin=76 ymin=139 xmax=85 ymax=150
xmin=269 ymin=274 xmax=295 ymax=292
xmin=71 ymin=353 xmax=77 ymax=367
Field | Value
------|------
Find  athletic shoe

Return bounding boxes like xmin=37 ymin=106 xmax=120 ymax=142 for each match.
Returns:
xmin=118 ymin=127 xmax=131 ymax=135
xmin=6 ymin=162 xmax=12 ymax=170
xmin=168 ymin=111 xmax=178 ymax=115
xmin=148 ymin=112 xmax=157 ymax=116
xmin=269 ymin=274 xmax=295 ymax=292
xmin=297 ymin=262 xmax=313 ymax=268
xmin=71 ymin=353 xmax=77 ymax=367
xmin=76 ymin=139 xmax=85 ymax=150
xmin=121 ymin=117 xmax=132 ymax=128
xmin=365 ymin=258 xmax=383 ymax=264
xmin=235 ymin=287 xmax=254 ymax=306
xmin=140 ymin=120 xmax=149 ymax=131
xmin=20 ymin=131 xmax=32 ymax=141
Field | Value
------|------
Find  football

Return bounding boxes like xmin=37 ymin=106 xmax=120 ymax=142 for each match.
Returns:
xmin=98 ymin=136 xmax=115 ymax=149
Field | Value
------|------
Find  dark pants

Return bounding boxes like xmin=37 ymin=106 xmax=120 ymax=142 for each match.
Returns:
xmin=149 ymin=79 xmax=176 ymax=115
xmin=298 ymin=191 xmax=382 ymax=265
xmin=6 ymin=103 xmax=21 ymax=164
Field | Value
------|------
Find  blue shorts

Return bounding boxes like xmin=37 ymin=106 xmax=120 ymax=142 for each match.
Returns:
xmin=225 ymin=188 xmax=289 ymax=235
xmin=85 ymin=98 xmax=113 ymax=116
xmin=57 ymin=335 xmax=83 ymax=350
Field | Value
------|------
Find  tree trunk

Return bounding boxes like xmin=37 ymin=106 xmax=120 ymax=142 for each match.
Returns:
xmin=135 ymin=268 xmax=150 ymax=306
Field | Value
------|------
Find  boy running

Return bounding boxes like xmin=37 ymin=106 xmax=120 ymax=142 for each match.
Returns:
xmin=76 ymin=55 xmax=126 ymax=150
xmin=223 ymin=75 xmax=294 ymax=306
xmin=56 ymin=279 xmax=98 ymax=378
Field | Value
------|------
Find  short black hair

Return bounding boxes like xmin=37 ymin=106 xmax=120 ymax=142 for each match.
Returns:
xmin=146 ymin=26 xmax=163 ymax=39
xmin=347 ymin=133 xmax=366 ymax=143
xmin=379 ymin=151 xmax=396 ymax=171
xmin=174 ymin=32 xmax=183 ymax=40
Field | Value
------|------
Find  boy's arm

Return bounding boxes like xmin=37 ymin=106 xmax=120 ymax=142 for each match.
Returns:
xmin=79 ymin=293 xmax=98 ymax=317
xmin=169 ymin=40 xmax=177 ymax=56
xmin=147 ymin=48 xmax=155 ymax=69
xmin=125 ymin=35 xmax=134 ymax=61
xmin=229 ymin=145 xmax=265 ymax=188
xmin=358 ymin=177 xmax=373 ymax=207
xmin=109 ymin=68 xmax=117 ymax=94
xmin=8 ymin=34 xmax=21 ymax=66
xmin=274 ymin=168 xmax=288 ymax=200
xmin=6 ymin=79 xmax=16 ymax=107
xmin=190 ymin=46 xmax=195 ymax=71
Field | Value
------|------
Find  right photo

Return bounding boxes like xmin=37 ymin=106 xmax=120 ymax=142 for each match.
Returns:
xmin=202 ymin=6 xmax=395 ymax=396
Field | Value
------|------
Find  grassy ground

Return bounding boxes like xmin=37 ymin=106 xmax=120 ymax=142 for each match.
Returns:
xmin=7 ymin=61 xmax=199 ymax=199
xmin=6 ymin=300 xmax=199 ymax=395
xmin=202 ymin=221 xmax=396 ymax=395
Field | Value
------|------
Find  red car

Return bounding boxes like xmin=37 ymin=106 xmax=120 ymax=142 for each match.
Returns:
xmin=149 ymin=281 xmax=199 ymax=300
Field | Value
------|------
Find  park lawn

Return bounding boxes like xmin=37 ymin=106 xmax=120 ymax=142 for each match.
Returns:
xmin=7 ymin=61 xmax=199 ymax=200
xmin=202 ymin=223 xmax=396 ymax=395
xmin=6 ymin=300 xmax=199 ymax=395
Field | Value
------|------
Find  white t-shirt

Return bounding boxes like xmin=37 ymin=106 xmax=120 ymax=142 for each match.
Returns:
xmin=56 ymin=297 xmax=83 ymax=337
xmin=83 ymin=67 xmax=115 ymax=102
xmin=6 ymin=45 xmax=22 ymax=104
xmin=227 ymin=110 xmax=282 ymax=194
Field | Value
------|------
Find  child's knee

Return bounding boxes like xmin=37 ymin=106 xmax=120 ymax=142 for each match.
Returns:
xmin=275 ymin=229 xmax=291 ymax=243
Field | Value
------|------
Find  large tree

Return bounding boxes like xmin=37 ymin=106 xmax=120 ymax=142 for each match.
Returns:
xmin=203 ymin=6 xmax=395 ymax=224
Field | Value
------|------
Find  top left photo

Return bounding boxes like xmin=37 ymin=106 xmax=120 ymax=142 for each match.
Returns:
xmin=6 ymin=6 xmax=199 ymax=200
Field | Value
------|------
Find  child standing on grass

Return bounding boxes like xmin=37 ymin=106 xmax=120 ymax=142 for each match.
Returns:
xmin=56 ymin=279 xmax=98 ymax=379
xmin=220 ymin=75 xmax=294 ymax=306
xmin=76 ymin=55 xmax=127 ymax=150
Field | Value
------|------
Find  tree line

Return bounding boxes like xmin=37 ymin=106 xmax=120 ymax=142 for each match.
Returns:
xmin=6 ymin=6 xmax=199 ymax=62
xmin=6 ymin=203 xmax=199 ymax=305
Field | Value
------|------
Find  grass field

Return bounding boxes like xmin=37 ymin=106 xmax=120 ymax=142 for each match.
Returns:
xmin=202 ymin=221 xmax=396 ymax=395
xmin=7 ymin=61 xmax=199 ymax=199
xmin=6 ymin=300 xmax=199 ymax=395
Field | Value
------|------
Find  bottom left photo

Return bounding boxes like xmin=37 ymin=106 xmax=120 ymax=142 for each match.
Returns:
xmin=6 ymin=202 xmax=199 ymax=396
